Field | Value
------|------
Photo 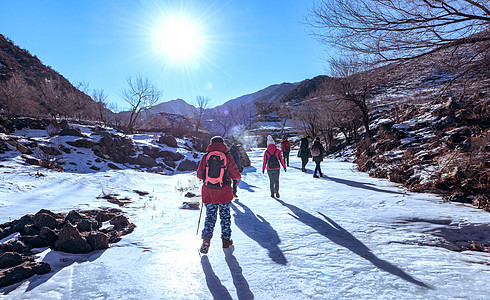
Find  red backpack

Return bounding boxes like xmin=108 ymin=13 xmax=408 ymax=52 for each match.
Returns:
xmin=203 ymin=151 xmax=229 ymax=189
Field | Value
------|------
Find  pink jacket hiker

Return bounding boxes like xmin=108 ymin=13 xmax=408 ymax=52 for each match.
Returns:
xmin=262 ymin=144 xmax=286 ymax=171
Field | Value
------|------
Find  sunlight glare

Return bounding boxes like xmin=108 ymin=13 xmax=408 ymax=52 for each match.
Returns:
xmin=154 ymin=17 xmax=203 ymax=62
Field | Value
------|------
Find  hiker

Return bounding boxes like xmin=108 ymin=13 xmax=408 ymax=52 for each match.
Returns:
xmin=197 ymin=136 xmax=241 ymax=254
xmin=311 ymin=137 xmax=325 ymax=178
xmin=262 ymin=135 xmax=287 ymax=198
xmin=229 ymin=142 xmax=243 ymax=198
xmin=298 ymin=135 xmax=311 ymax=172
xmin=280 ymin=136 xmax=291 ymax=167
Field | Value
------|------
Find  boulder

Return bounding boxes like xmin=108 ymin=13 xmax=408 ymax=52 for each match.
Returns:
xmin=39 ymin=226 xmax=57 ymax=244
xmin=95 ymin=211 xmax=116 ymax=223
xmin=177 ymin=159 xmax=198 ymax=171
xmin=86 ymin=232 xmax=109 ymax=250
xmin=77 ymin=218 xmax=100 ymax=232
xmin=0 ymin=261 xmax=51 ymax=288
xmin=66 ymin=138 xmax=96 ymax=148
xmin=19 ymin=224 xmax=39 ymax=236
xmin=16 ymin=143 xmax=32 ymax=155
xmin=53 ymin=221 xmax=92 ymax=254
xmin=10 ymin=215 xmax=34 ymax=233
xmin=110 ymin=215 xmax=130 ymax=231
xmin=23 ymin=156 xmax=40 ymax=166
xmin=19 ymin=235 xmax=50 ymax=248
xmin=59 ymin=128 xmax=85 ymax=137
xmin=107 ymin=163 xmax=120 ymax=169
xmin=65 ymin=210 xmax=82 ymax=224
xmin=32 ymin=213 xmax=58 ymax=229
xmin=39 ymin=145 xmax=62 ymax=156
xmin=59 ymin=119 xmax=70 ymax=130
xmin=158 ymin=135 xmax=178 ymax=148
xmin=0 ymin=252 xmax=28 ymax=269
xmin=0 ymin=240 xmax=30 ymax=253
xmin=134 ymin=154 xmax=157 ymax=168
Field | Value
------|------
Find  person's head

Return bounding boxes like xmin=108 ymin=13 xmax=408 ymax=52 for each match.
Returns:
xmin=282 ymin=136 xmax=288 ymax=141
xmin=210 ymin=136 xmax=224 ymax=144
xmin=305 ymin=135 xmax=311 ymax=140
xmin=267 ymin=135 xmax=275 ymax=146
xmin=315 ymin=137 xmax=320 ymax=142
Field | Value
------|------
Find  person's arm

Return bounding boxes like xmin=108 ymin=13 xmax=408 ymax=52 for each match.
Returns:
xmin=262 ymin=151 xmax=268 ymax=172
xmin=227 ymin=153 xmax=241 ymax=180
xmin=278 ymin=151 xmax=286 ymax=170
xmin=196 ymin=155 xmax=206 ymax=180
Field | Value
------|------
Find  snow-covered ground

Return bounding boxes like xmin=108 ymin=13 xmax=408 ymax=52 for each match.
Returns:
xmin=1 ymin=147 xmax=489 ymax=299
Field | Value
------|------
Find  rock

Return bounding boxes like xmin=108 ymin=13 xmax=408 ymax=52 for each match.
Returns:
xmin=77 ymin=218 xmax=100 ymax=232
xmin=53 ymin=221 xmax=92 ymax=254
xmin=65 ymin=210 xmax=82 ymax=224
xmin=59 ymin=119 xmax=70 ymax=130
xmin=142 ymin=146 xmax=161 ymax=159
xmin=0 ymin=252 xmax=28 ymax=269
xmin=59 ymin=128 xmax=85 ymax=137
xmin=23 ymin=156 xmax=40 ymax=165
xmin=39 ymin=227 xmax=57 ymax=244
xmin=20 ymin=224 xmax=39 ymax=236
xmin=158 ymin=135 xmax=178 ymax=148
xmin=134 ymin=154 xmax=157 ymax=168
xmin=107 ymin=163 xmax=120 ymax=169
xmin=0 ymin=261 xmax=51 ymax=288
xmin=19 ymin=235 xmax=51 ymax=248
xmin=177 ymin=159 xmax=198 ymax=171
xmin=184 ymin=192 xmax=196 ymax=198
xmin=16 ymin=143 xmax=32 ymax=155
xmin=90 ymin=165 xmax=101 ymax=171
xmin=66 ymin=138 xmax=96 ymax=148
xmin=0 ymin=240 xmax=30 ymax=253
xmin=181 ymin=202 xmax=200 ymax=209
xmin=11 ymin=215 xmax=33 ymax=233
xmin=32 ymin=213 xmax=58 ymax=229
xmin=86 ymin=232 xmax=109 ymax=250
xmin=95 ymin=211 xmax=116 ymax=223
xmin=39 ymin=145 xmax=62 ymax=156
xmin=133 ymin=190 xmax=149 ymax=196
xmin=110 ymin=215 xmax=130 ymax=231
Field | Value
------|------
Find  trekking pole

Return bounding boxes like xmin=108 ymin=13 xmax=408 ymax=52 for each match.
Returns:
xmin=196 ymin=201 xmax=204 ymax=235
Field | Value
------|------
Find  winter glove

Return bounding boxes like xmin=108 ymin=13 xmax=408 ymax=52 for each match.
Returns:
xmin=262 ymin=169 xmax=265 ymax=174
xmin=284 ymin=168 xmax=287 ymax=172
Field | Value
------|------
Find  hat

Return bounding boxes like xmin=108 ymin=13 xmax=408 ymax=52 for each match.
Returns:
xmin=267 ymin=135 xmax=275 ymax=146
xmin=210 ymin=136 xmax=224 ymax=143
xmin=315 ymin=137 xmax=320 ymax=141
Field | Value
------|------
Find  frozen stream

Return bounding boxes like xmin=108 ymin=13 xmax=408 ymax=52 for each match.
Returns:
xmin=0 ymin=148 xmax=489 ymax=299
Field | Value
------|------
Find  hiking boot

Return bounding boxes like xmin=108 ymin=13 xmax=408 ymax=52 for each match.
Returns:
xmin=301 ymin=167 xmax=306 ymax=172
xmin=233 ymin=193 xmax=238 ymax=198
xmin=200 ymin=239 xmax=210 ymax=254
xmin=271 ymin=193 xmax=275 ymax=198
xmin=319 ymin=172 xmax=323 ymax=177
xmin=276 ymin=192 xmax=280 ymax=198
xmin=222 ymin=238 xmax=233 ymax=248
xmin=313 ymin=174 xmax=319 ymax=178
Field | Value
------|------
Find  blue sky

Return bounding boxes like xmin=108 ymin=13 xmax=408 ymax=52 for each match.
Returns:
xmin=1 ymin=0 xmax=327 ymax=109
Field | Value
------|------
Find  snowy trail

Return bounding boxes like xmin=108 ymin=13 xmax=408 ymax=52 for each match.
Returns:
xmin=1 ymin=148 xmax=490 ymax=299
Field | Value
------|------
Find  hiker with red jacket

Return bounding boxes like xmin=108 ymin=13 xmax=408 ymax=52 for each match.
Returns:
xmin=262 ymin=135 xmax=287 ymax=198
xmin=311 ymin=137 xmax=325 ymax=178
xmin=197 ymin=136 xmax=241 ymax=254
xmin=280 ymin=136 xmax=291 ymax=167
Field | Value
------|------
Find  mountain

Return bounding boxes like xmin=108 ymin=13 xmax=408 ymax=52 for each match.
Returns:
xmin=278 ymin=75 xmax=330 ymax=104
xmin=0 ymin=34 xmax=96 ymax=118
xmin=219 ymin=82 xmax=300 ymax=108
xmin=147 ymin=98 xmax=197 ymax=118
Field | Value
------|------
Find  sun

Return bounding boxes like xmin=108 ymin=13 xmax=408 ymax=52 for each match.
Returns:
xmin=154 ymin=16 xmax=203 ymax=62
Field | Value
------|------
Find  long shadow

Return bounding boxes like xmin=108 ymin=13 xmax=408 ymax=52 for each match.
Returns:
xmin=237 ymin=180 xmax=258 ymax=193
xmin=201 ymin=256 xmax=233 ymax=300
xmin=1 ymin=249 xmax=105 ymax=295
xmin=322 ymin=175 xmax=405 ymax=195
xmin=275 ymin=199 xmax=431 ymax=288
xmin=230 ymin=200 xmax=287 ymax=265
xmin=290 ymin=166 xmax=313 ymax=174
xmin=224 ymin=247 xmax=254 ymax=299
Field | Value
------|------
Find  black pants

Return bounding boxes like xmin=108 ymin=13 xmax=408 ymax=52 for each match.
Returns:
xmin=314 ymin=161 xmax=322 ymax=175
xmin=301 ymin=156 xmax=308 ymax=169
xmin=282 ymin=151 xmax=290 ymax=166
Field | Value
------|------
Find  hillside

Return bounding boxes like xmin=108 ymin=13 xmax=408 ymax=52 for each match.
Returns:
xmin=0 ymin=34 xmax=100 ymax=120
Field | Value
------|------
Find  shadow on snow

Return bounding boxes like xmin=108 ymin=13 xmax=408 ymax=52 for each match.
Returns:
xmin=275 ymin=199 xmax=431 ymax=289
xmin=201 ymin=247 xmax=254 ymax=300
xmin=231 ymin=200 xmax=287 ymax=265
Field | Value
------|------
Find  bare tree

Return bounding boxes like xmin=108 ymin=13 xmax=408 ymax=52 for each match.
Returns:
xmin=326 ymin=56 xmax=381 ymax=137
xmin=0 ymin=73 xmax=28 ymax=117
xmin=121 ymin=75 xmax=162 ymax=133
xmin=40 ymin=78 xmax=66 ymax=120
xmin=193 ymin=95 xmax=211 ymax=132
xmin=308 ymin=0 xmax=490 ymax=65
xmin=92 ymin=89 xmax=108 ymax=125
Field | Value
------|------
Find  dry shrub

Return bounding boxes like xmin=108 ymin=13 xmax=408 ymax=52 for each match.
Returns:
xmin=33 ymin=146 xmax=64 ymax=172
